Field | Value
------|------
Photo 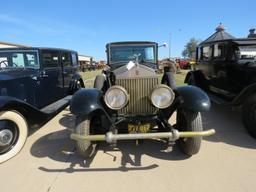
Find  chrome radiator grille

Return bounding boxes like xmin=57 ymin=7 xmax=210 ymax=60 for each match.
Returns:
xmin=116 ymin=77 xmax=159 ymax=115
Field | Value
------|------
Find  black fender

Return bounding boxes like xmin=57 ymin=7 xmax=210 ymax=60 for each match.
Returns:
xmin=175 ymin=85 xmax=211 ymax=112
xmin=161 ymin=72 xmax=176 ymax=89
xmin=184 ymin=70 xmax=209 ymax=90
xmin=70 ymin=88 xmax=105 ymax=116
xmin=232 ymin=83 xmax=256 ymax=105
xmin=0 ymin=96 xmax=49 ymax=126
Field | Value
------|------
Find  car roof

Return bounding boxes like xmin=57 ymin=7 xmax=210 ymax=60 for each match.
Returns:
xmin=199 ymin=38 xmax=256 ymax=46
xmin=232 ymin=38 xmax=256 ymax=45
xmin=0 ymin=47 xmax=77 ymax=53
xmin=106 ymin=41 xmax=157 ymax=47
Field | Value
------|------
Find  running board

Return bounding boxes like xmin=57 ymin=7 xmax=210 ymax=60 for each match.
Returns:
xmin=41 ymin=95 xmax=72 ymax=114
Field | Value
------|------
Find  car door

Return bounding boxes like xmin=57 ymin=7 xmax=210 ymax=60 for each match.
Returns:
xmin=197 ymin=45 xmax=213 ymax=79
xmin=225 ymin=45 xmax=248 ymax=94
xmin=209 ymin=44 xmax=227 ymax=89
xmin=36 ymin=50 xmax=63 ymax=108
xmin=61 ymin=51 xmax=76 ymax=95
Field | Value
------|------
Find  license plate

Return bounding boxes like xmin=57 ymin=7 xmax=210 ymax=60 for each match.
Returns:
xmin=128 ymin=124 xmax=150 ymax=133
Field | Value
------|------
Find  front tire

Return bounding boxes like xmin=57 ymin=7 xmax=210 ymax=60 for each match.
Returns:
xmin=242 ymin=95 xmax=256 ymax=138
xmin=176 ymin=109 xmax=202 ymax=156
xmin=75 ymin=116 xmax=96 ymax=158
xmin=0 ymin=111 xmax=28 ymax=163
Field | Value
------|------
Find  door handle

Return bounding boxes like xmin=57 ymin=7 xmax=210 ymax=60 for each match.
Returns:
xmin=40 ymin=71 xmax=49 ymax=78
xmin=42 ymin=74 xmax=49 ymax=78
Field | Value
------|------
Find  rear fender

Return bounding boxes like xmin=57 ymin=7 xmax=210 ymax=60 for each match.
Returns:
xmin=232 ymin=83 xmax=256 ymax=105
xmin=175 ymin=86 xmax=211 ymax=112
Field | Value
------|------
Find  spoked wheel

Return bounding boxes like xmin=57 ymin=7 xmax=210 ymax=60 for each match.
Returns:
xmin=75 ymin=115 xmax=97 ymax=158
xmin=176 ymin=108 xmax=202 ymax=156
xmin=0 ymin=111 xmax=28 ymax=163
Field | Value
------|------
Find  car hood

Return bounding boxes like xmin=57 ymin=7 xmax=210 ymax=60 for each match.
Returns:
xmin=113 ymin=62 xmax=157 ymax=78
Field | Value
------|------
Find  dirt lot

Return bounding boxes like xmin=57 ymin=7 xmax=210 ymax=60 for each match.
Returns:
xmin=0 ymin=104 xmax=256 ymax=192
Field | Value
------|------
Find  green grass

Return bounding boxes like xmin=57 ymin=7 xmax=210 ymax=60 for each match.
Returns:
xmin=80 ymin=69 xmax=188 ymax=88
xmin=174 ymin=70 xmax=188 ymax=86
xmin=80 ymin=70 xmax=102 ymax=88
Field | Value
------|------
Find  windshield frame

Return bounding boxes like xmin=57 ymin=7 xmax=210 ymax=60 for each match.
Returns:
xmin=108 ymin=43 xmax=157 ymax=65
xmin=0 ymin=50 xmax=40 ymax=69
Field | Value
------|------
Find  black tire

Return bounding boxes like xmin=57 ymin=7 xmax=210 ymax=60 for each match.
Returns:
xmin=94 ymin=75 xmax=106 ymax=90
xmin=161 ymin=72 xmax=176 ymax=89
xmin=75 ymin=116 xmax=96 ymax=158
xmin=242 ymin=95 xmax=256 ymax=138
xmin=176 ymin=109 xmax=202 ymax=156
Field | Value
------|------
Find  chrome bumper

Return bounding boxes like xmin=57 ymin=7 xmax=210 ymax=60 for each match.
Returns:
xmin=71 ymin=129 xmax=215 ymax=143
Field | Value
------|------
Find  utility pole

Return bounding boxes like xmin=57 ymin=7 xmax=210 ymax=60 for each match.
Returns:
xmin=168 ymin=33 xmax=171 ymax=59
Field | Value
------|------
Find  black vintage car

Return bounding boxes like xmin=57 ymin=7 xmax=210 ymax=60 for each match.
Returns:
xmin=70 ymin=41 xmax=215 ymax=158
xmin=0 ymin=47 xmax=84 ymax=163
xmin=185 ymin=26 xmax=256 ymax=138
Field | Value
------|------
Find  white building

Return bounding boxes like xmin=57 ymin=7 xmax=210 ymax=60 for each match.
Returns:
xmin=0 ymin=41 xmax=29 ymax=48
xmin=78 ymin=55 xmax=93 ymax=64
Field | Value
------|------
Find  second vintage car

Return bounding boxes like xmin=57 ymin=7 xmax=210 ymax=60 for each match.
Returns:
xmin=0 ymin=47 xmax=84 ymax=163
xmin=70 ymin=41 xmax=215 ymax=158
xmin=185 ymin=25 xmax=256 ymax=138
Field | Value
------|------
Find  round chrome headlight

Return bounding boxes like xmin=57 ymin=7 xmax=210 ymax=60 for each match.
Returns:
xmin=151 ymin=85 xmax=175 ymax=109
xmin=104 ymin=86 xmax=129 ymax=110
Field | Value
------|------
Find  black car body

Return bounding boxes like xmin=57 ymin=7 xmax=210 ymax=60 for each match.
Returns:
xmin=0 ymin=47 xmax=84 ymax=163
xmin=185 ymin=27 xmax=256 ymax=138
xmin=70 ymin=41 xmax=215 ymax=159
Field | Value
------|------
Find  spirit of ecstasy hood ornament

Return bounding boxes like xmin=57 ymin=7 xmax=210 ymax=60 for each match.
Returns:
xmin=126 ymin=53 xmax=141 ymax=70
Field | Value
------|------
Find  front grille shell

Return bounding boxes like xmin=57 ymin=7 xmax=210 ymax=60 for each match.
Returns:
xmin=115 ymin=77 xmax=159 ymax=115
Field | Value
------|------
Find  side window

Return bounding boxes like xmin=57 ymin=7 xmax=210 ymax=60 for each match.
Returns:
xmin=42 ymin=51 xmax=59 ymax=68
xmin=227 ymin=46 xmax=239 ymax=61
xmin=197 ymin=47 xmax=201 ymax=60
xmin=0 ymin=56 xmax=9 ymax=67
xmin=213 ymin=44 xmax=224 ymax=59
xmin=12 ymin=53 xmax=25 ymax=67
xmin=202 ymin=46 xmax=211 ymax=61
xmin=25 ymin=52 xmax=39 ymax=68
xmin=61 ymin=52 xmax=72 ymax=67
xmin=71 ymin=52 xmax=78 ymax=66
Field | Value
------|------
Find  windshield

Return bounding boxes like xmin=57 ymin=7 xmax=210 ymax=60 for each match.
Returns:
xmin=0 ymin=51 xmax=39 ymax=69
xmin=237 ymin=46 xmax=256 ymax=60
xmin=109 ymin=45 xmax=156 ymax=63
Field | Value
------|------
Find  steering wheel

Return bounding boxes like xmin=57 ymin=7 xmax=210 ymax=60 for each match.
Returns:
xmin=12 ymin=62 xmax=18 ymax=67
xmin=0 ymin=60 xmax=8 ymax=67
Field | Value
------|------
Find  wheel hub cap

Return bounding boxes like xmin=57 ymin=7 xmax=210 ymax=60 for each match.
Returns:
xmin=0 ymin=129 xmax=13 ymax=146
